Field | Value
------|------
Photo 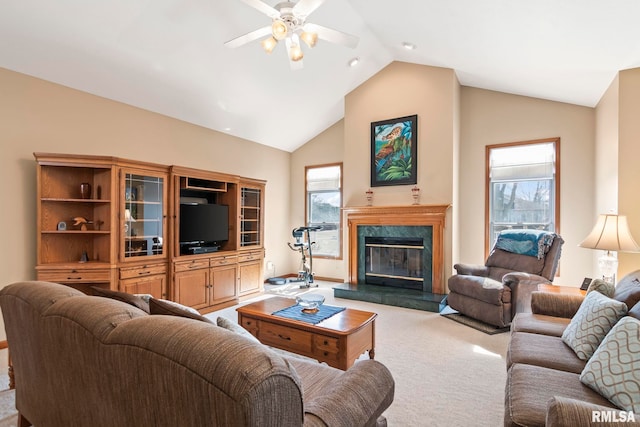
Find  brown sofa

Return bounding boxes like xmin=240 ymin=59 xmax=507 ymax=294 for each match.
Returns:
xmin=505 ymin=271 xmax=640 ymax=426
xmin=0 ymin=281 xmax=395 ymax=427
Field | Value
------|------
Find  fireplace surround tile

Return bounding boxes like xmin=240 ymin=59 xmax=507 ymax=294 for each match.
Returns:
xmin=339 ymin=205 xmax=450 ymax=311
xmin=333 ymin=283 xmax=447 ymax=313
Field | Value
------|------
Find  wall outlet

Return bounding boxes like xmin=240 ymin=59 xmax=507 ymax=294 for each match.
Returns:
xmin=266 ymin=261 xmax=275 ymax=271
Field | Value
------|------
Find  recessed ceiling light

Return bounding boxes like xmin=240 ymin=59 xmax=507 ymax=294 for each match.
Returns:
xmin=402 ymin=42 xmax=416 ymax=50
xmin=224 ymin=127 xmax=232 ymax=132
xmin=348 ymin=57 xmax=360 ymax=67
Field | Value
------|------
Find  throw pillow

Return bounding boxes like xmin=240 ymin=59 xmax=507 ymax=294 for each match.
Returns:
xmin=149 ymin=298 xmax=214 ymax=324
xmin=614 ymin=274 xmax=640 ymax=310
xmin=580 ymin=316 xmax=640 ymax=413
xmin=586 ymin=278 xmax=615 ymax=298
xmin=91 ymin=286 xmax=150 ymax=313
xmin=561 ymin=291 xmax=628 ymax=360
xmin=216 ymin=316 xmax=260 ymax=343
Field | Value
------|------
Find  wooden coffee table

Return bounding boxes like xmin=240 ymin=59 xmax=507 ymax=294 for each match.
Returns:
xmin=237 ymin=297 xmax=377 ymax=370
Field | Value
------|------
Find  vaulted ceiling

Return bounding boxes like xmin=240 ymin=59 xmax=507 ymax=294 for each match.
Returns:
xmin=2 ymin=0 xmax=639 ymax=152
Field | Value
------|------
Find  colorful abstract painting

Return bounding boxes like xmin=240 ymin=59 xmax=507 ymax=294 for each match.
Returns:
xmin=370 ymin=114 xmax=418 ymax=187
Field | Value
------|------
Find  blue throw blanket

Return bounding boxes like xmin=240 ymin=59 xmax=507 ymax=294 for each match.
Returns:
xmin=495 ymin=229 xmax=555 ymax=259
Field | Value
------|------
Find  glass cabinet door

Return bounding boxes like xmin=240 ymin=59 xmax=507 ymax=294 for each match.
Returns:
xmin=240 ymin=186 xmax=262 ymax=247
xmin=122 ymin=171 xmax=166 ymax=259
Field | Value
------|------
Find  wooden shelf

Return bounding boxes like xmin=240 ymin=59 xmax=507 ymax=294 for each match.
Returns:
xmin=180 ymin=177 xmax=227 ymax=193
xmin=42 ymin=230 xmax=110 ymax=234
xmin=42 ymin=198 xmax=110 ymax=203
xmin=35 ymin=153 xmax=265 ymax=304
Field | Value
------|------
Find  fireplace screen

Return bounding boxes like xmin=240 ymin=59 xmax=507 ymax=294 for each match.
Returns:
xmin=364 ymin=237 xmax=424 ymax=290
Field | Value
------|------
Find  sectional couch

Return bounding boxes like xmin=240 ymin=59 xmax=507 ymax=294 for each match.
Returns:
xmin=505 ymin=272 xmax=640 ymax=426
xmin=0 ymin=281 xmax=395 ymax=427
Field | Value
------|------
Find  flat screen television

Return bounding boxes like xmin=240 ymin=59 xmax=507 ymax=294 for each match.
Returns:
xmin=179 ymin=203 xmax=229 ymax=246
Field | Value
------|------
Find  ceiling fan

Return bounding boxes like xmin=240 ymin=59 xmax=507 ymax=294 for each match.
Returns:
xmin=225 ymin=0 xmax=359 ymax=70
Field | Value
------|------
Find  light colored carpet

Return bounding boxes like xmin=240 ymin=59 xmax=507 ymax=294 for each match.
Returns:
xmin=214 ymin=282 xmax=510 ymax=427
xmin=264 ymin=282 xmax=315 ymax=298
xmin=440 ymin=306 xmax=511 ymax=335
xmin=0 ymin=371 xmax=16 ymax=427
xmin=0 ymin=390 xmax=16 ymax=427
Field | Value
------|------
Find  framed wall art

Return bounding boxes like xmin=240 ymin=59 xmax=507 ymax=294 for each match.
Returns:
xmin=370 ymin=114 xmax=417 ymax=187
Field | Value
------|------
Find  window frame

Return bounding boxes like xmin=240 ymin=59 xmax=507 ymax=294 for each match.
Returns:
xmin=304 ymin=162 xmax=343 ymax=260
xmin=485 ymin=137 xmax=561 ymax=257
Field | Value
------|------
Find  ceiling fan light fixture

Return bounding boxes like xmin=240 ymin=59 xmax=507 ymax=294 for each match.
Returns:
xmin=261 ymin=36 xmax=278 ymax=53
xmin=271 ymin=19 xmax=288 ymax=41
xmin=348 ymin=57 xmax=360 ymax=67
xmin=289 ymin=42 xmax=304 ymax=62
xmin=300 ymin=31 xmax=318 ymax=48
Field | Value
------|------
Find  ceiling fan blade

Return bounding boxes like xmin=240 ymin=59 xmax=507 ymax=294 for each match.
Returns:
xmin=240 ymin=0 xmax=281 ymax=19
xmin=225 ymin=26 xmax=272 ymax=48
xmin=304 ymin=23 xmax=359 ymax=49
xmin=293 ymin=0 xmax=326 ymax=18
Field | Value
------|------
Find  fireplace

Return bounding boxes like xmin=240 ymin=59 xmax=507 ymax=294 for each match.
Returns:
xmin=364 ymin=236 xmax=424 ymax=290
xmin=342 ymin=204 xmax=449 ymax=295
xmin=335 ymin=205 xmax=449 ymax=312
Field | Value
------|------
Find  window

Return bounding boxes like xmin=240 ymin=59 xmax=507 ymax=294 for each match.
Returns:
xmin=305 ymin=163 xmax=342 ymax=259
xmin=486 ymin=138 xmax=560 ymax=255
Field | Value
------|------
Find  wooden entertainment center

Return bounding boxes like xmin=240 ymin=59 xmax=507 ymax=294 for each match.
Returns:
xmin=34 ymin=153 xmax=265 ymax=313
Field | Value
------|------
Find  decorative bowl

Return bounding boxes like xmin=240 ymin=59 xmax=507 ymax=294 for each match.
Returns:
xmin=296 ymin=293 xmax=325 ymax=314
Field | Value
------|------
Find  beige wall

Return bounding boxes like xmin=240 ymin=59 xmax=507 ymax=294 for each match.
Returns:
xmin=292 ymin=62 xmax=601 ymax=287
xmin=591 ymin=76 xmax=620 ymax=275
xmin=344 ymin=62 xmax=456 ymax=208
xmin=289 ymin=120 xmax=345 ymax=280
xmin=289 ymin=62 xmax=458 ymax=283
xmin=459 ymin=87 xmax=596 ymax=286
xmin=6 ymin=59 xmax=638 ymax=301
xmin=591 ymin=69 xmax=640 ymax=280
xmin=617 ymin=68 xmax=640 ymax=277
xmin=595 ymin=75 xmax=620 ymax=215
xmin=344 ymin=62 xmax=457 ymax=283
xmin=0 ymin=67 xmax=294 ymax=294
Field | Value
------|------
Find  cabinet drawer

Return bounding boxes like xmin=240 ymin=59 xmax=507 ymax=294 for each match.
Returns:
xmin=174 ymin=259 xmax=209 ymax=272
xmin=119 ymin=263 xmax=166 ymax=280
xmin=258 ymin=322 xmax=312 ymax=354
xmin=313 ymin=346 xmax=340 ymax=364
xmin=210 ymin=256 xmax=237 ymax=267
xmin=38 ymin=269 xmax=112 ymax=283
xmin=313 ymin=335 xmax=339 ymax=354
xmin=240 ymin=317 xmax=259 ymax=334
xmin=238 ymin=252 xmax=262 ymax=263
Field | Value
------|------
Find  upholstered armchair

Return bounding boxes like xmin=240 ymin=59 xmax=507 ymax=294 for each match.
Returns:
xmin=447 ymin=230 xmax=564 ymax=328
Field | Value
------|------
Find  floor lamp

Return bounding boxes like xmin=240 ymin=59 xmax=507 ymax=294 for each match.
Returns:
xmin=579 ymin=214 xmax=640 ymax=285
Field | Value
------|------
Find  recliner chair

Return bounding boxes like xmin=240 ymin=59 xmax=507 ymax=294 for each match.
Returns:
xmin=447 ymin=230 xmax=564 ymax=328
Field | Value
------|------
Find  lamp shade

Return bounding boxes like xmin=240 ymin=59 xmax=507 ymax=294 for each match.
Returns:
xmin=579 ymin=214 xmax=640 ymax=252
xmin=271 ymin=19 xmax=288 ymax=41
xmin=261 ymin=36 xmax=278 ymax=53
